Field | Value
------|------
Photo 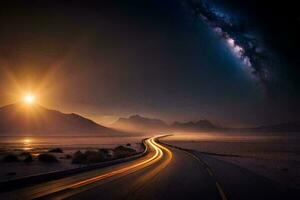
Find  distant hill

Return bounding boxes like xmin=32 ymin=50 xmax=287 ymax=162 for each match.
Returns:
xmin=112 ymin=114 xmax=222 ymax=132
xmin=112 ymin=113 xmax=300 ymax=133
xmin=112 ymin=114 xmax=169 ymax=132
xmin=0 ymin=103 xmax=119 ymax=135
xmin=172 ymin=120 xmax=220 ymax=131
xmin=250 ymin=121 xmax=300 ymax=132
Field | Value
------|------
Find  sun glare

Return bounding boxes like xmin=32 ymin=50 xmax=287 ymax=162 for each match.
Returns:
xmin=23 ymin=94 xmax=35 ymax=104
xmin=23 ymin=138 xmax=31 ymax=144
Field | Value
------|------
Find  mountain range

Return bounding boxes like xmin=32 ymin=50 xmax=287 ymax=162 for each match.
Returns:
xmin=172 ymin=120 xmax=220 ymax=131
xmin=112 ymin=114 xmax=300 ymax=133
xmin=0 ymin=103 xmax=119 ymax=135
xmin=112 ymin=114 xmax=169 ymax=132
xmin=1 ymin=103 xmax=299 ymax=135
xmin=248 ymin=121 xmax=300 ymax=132
xmin=111 ymin=114 xmax=221 ymax=132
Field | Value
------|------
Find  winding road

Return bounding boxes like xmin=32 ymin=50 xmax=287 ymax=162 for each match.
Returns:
xmin=0 ymin=135 xmax=298 ymax=200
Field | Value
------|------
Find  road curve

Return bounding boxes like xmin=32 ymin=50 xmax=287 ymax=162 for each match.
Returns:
xmin=0 ymin=135 xmax=232 ymax=200
xmin=0 ymin=136 xmax=173 ymax=200
xmin=63 ymin=136 xmax=173 ymax=191
xmin=65 ymin=138 xmax=221 ymax=200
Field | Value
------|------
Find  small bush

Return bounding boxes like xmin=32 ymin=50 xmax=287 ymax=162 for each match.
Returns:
xmin=72 ymin=150 xmax=107 ymax=164
xmin=72 ymin=151 xmax=86 ymax=164
xmin=126 ymin=143 xmax=131 ymax=147
xmin=114 ymin=146 xmax=137 ymax=159
xmin=72 ymin=147 xmax=137 ymax=164
xmin=20 ymin=152 xmax=33 ymax=163
xmin=48 ymin=148 xmax=63 ymax=153
xmin=38 ymin=153 xmax=58 ymax=163
xmin=85 ymin=151 xmax=105 ymax=163
xmin=98 ymin=148 xmax=111 ymax=154
xmin=64 ymin=154 xmax=72 ymax=159
xmin=20 ymin=152 xmax=30 ymax=157
xmin=2 ymin=154 xmax=19 ymax=162
xmin=24 ymin=155 xmax=33 ymax=163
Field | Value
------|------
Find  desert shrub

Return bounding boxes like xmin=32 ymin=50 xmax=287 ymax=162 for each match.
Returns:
xmin=20 ymin=152 xmax=30 ymax=156
xmin=114 ymin=146 xmax=137 ymax=159
xmin=72 ymin=151 xmax=86 ymax=164
xmin=48 ymin=148 xmax=63 ymax=153
xmin=24 ymin=155 xmax=33 ymax=163
xmin=38 ymin=153 xmax=58 ymax=163
xmin=126 ymin=143 xmax=131 ymax=147
xmin=64 ymin=154 xmax=72 ymax=159
xmin=72 ymin=150 xmax=107 ymax=164
xmin=98 ymin=149 xmax=114 ymax=160
xmin=20 ymin=152 xmax=33 ymax=163
xmin=2 ymin=154 xmax=19 ymax=162
xmin=72 ymin=147 xmax=137 ymax=164
xmin=85 ymin=151 xmax=105 ymax=164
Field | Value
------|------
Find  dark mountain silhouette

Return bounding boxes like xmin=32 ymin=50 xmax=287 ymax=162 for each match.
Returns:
xmin=112 ymin=114 xmax=221 ymax=132
xmin=112 ymin=113 xmax=300 ymax=133
xmin=250 ymin=121 xmax=300 ymax=132
xmin=172 ymin=120 xmax=220 ymax=131
xmin=112 ymin=114 xmax=169 ymax=132
xmin=0 ymin=103 xmax=119 ymax=135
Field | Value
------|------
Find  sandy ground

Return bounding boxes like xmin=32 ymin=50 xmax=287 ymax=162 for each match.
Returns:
xmin=162 ymin=132 xmax=300 ymax=189
xmin=0 ymin=136 xmax=145 ymax=182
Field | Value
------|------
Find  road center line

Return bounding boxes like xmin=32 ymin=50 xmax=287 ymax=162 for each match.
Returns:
xmin=206 ymin=167 xmax=214 ymax=176
xmin=216 ymin=181 xmax=228 ymax=200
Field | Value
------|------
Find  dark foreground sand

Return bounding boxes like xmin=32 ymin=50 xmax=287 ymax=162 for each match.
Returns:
xmin=0 ymin=136 xmax=144 ymax=182
xmin=162 ymin=132 xmax=300 ymax=189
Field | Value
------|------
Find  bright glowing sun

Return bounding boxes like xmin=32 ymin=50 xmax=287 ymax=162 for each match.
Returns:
xmin=23 ymin=138 xmax=31 ymax=144
xmin=23 ymin=94 xmax=35 ymax=104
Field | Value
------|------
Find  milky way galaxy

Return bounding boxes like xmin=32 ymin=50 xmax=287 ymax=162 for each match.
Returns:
xmin=184 ymin=0 xmax=276 ymax=90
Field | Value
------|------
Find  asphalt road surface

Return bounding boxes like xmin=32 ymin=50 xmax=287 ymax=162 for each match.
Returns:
xmin=0 ymin=135 xmax=298 ymax=200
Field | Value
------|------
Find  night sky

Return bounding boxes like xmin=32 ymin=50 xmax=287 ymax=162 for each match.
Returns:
xmin=0 ymin=0 xmax=299 ymax=127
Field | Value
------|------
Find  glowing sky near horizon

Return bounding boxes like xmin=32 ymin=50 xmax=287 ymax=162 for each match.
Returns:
xmin=0 ymin=0 xmax=299 ymax=126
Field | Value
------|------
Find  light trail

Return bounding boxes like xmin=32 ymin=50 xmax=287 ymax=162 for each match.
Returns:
xmin=5 ymin=136 xmax=172 ymax=200
xmin=69 ymin=136 xmax=170 ymax=189
xmin=131 ymin=137 xmax=173 ymax=188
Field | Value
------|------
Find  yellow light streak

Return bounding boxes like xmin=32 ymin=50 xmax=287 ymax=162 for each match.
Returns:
xmin=70 ymin=136 xmax=171 ymax=189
